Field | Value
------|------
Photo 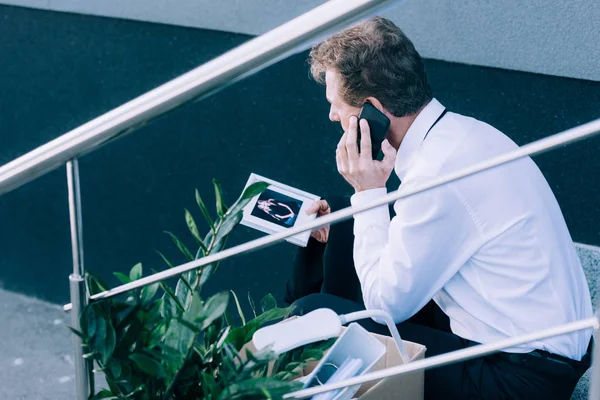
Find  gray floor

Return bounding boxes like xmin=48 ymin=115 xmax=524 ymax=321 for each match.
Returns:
xmin=0 ymin=244 xmax=598 ymax=400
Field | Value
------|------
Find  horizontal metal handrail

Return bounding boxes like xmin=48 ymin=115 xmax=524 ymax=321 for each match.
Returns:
xmin=0 ymin=0 xmax=399 ymax=196
xmin=285 ymin=315 xmax=600 ymax=398
xmin=63 ymin=116 xmax=600 ymax=311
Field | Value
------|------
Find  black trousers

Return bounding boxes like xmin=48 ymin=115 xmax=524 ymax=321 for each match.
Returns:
xmin=284 ymin=196 xmax=591 ymax=400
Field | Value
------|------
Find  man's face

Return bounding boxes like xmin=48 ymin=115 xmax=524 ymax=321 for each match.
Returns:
xmin=325 ymin=69 xmax=362 ymax=132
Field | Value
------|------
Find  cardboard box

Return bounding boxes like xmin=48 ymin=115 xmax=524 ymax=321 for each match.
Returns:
xmin=242 ymin=319 xmax=426 ymax=399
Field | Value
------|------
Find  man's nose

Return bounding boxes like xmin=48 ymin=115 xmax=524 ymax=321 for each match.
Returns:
xmin=329 ymin=106 xmax=339 ymax=122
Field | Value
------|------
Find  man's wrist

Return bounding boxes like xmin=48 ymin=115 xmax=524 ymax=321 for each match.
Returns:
xmin=350 ymin=187 xmax=390 ymax=233
xmin=354 ymin=184 xmax=386 ymax=193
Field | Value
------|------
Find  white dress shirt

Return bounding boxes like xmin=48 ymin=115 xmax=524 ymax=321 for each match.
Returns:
xmin=350 ymin=98 xmax=593 ymax=360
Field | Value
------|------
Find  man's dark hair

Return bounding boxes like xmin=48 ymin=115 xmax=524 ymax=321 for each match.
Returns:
xmin=309 ymin=16 xmax=432 ymax=117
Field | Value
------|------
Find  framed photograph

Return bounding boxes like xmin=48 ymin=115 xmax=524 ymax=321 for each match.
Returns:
xmin=240 ymin=173 xmax=320 ymax=247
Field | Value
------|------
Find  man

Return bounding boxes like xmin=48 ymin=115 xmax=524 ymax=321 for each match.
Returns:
xmin=285 ymin=16 xmax=593 ymax=399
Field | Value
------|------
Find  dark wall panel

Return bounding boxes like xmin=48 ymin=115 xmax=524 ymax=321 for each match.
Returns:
xmin=1 ymin=5 xmax=599 ymax=305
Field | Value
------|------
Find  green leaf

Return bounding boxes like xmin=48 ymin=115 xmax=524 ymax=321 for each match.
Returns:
xmin=204 ymin=324 xmax=218 ymax=347
xmin=272 ymin=371 xmax=295 ymax=381
xmin=106 ymin=380 xmax=122 ymax=398
xmin=284 ymin=361 xmax=304 ymax=372
xmin=91 ymin=314 xmax=107 ymax=351
xmin=113 ymin=272 xmax=131 ymax=285
xmin=100 ymin=320 xmax=116 ymax=364
xmin=247 ymin=293 xmax=257 ymax=319
xmin=213 ymin=179 xmax=228 ymax=217
xmin=123 ymin=384 xmax=145 ymax=398
xmin=260 ymin=293 xmax=277 ymax=313
xmin=164 ymin=231 xmax=194 ymax=262
xmin=147 ymin=321 xmax=168 ymax=349
xmin=199 ymin=291 xmax=229 ymax=330
xmin=219 ymin=377 xmax=301 ymax=400
xmin=253 ymin=305 xmax=295 ymax=327
xmin=203 ymin=229 xmax=214 ymax=250
xmin=80 ymin=305 xmax=96 ymax=338
xmin=301 ymin=349 xmax=324 ymax=362
xmin=119 ymin=318 xmax=142 ymax=354
xmin=174 ymin=271 xmax=195 ymax=310
xmin=108 ymin=360 xmax=122 ymax=379
xmin=129 ymin=353 xmax=165 ymax=377
xmin=202 ymin=372 xmax=219 ymax=398
xmin=224 ymin=311 xmax=234 ymax=328
xmin=216 ymin=326 xmax=231 ymax=350
xmin=197 ymin=263 xmax=216 ymax=290
xmin=230 ymin=290 xmax=246 ymax=326
xmin=140 ymin=283 xmax=159 ymax=304
xmin=196 ymin=188 xmax=215 ymax=232
xmin=115 ymin=305 xmax=140 ymax=331
xmin=213 ymin=212 xmax=243 ymax=250
xmin=129 ymin=263 xmax=142 ymax=281
xmin=86 ymin=271 xmax=109 ymax=296
xmin=90 ymin=389 xmax=117 ymax=400
xmin=226 ymin=306 xmax=295 ymax=350
xmin=175 ymin=317 xmax=200 ymax=333
xmin=226 ymin=319 xmax=259 ymax=351
xmin=156 ymin=251 xmax=175 ymax=269
xmin=226 ymin=181 xmax=269 ymax=218
xmin=66 ymin=326 xmax=84 ymax=339
xmin=159 ymin=282 xmax=184 ymax=314
xmin=165 ymin=292 xmax=203 ymax=355
xmin=310 ymin=337 xmax=337 ymax=352
xmin=185 ymin=209 xmax=208 ymax=257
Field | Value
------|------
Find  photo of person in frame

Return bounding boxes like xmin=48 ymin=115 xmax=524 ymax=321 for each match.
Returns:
xmin=251 ymin=188 xmax=303 ymax=228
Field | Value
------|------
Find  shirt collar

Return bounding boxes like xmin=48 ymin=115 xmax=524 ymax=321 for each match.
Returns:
xmin=395 ymin=98 xmax=446 ymax=181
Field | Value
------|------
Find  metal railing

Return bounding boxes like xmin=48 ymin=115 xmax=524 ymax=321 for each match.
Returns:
xmin=0 ymin=0 xmax=598 ymax=399
xmin=62 ymin=116 xmax=600 ymax=310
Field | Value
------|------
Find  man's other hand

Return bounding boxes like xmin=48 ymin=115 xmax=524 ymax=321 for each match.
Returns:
xmin=305 ymin=199 xmax=331 ymax=243
xmin=336 ymin=116 xmax=396 ymax=192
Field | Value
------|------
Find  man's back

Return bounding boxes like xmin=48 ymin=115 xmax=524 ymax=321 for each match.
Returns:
xmin=409 ymin=106 xmax=594 ymax=359
xmin=301 ymin=16 xmax=592 ymax=397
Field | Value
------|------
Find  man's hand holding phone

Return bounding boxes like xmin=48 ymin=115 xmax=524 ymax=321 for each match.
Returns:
xmin=336 ymin=116 xmax=396 ymax=193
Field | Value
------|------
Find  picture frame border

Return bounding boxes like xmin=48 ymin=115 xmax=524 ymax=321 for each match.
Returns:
xmin=240 ymin=173 xmax=320 ymax=247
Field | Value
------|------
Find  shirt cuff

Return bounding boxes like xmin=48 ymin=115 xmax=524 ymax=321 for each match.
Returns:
xmin=350 ymin=188 xmax=390 ymax=234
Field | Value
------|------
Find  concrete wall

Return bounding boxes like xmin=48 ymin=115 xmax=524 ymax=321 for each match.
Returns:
xmin=1 ymin=0 xmax=599 ymax=81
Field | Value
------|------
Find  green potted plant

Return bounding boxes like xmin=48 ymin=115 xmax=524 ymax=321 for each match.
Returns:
xmin=69 ymin=180 xmax=332 ymax=399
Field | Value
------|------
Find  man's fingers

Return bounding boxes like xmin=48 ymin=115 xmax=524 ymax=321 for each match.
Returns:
xmin=310 ymin=229 xmax=326 ymax=243
xmin=337 ymin=143 xmax=349 ymax=175
xmin=336 ymin=131 xmax=347 ymax=150
xmin=380 ymin=139 xmax=397 ymax=171
xmin=318 ymin=200 xmax=330 ymax=213
xmin=305 ymin=201 xmax=321 ymax=215
xmin=305 ymin=199 xmax=330 ymax=215
xmin=345 ymin=116 xmax=359 ymax=158
xmin=310 ymin=226 xmax=329 ymax=243
xmin=359 ymin=118 xmax=372 ymax=160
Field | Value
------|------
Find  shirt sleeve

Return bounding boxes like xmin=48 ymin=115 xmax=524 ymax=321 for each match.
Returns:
xmin=350 ymin=180 xmax=480 ymax=324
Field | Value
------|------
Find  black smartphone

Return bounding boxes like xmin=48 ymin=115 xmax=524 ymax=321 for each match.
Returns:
xmin=357 ymin=102 xmax=390 ymax=159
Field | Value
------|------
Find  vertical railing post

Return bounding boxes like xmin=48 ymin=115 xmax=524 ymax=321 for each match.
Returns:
xmin=66 ymin=159 xmax=92 ymax=400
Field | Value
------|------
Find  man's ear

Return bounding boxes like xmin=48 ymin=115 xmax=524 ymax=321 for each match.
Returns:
xmin=364 ymin=97 xmax=388 ymax=115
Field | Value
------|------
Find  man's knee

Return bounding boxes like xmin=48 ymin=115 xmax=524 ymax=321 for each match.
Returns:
xmin=290 ymin=293 xmax=364 ymax=317
xmin=290 ymin=293 xmax=331 ymax=316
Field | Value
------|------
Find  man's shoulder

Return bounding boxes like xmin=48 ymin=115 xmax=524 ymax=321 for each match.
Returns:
xmin=409 ymin=112 xmax=519 ymax=179
xmin=443 ymin=111 xmax=505 ymax=137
